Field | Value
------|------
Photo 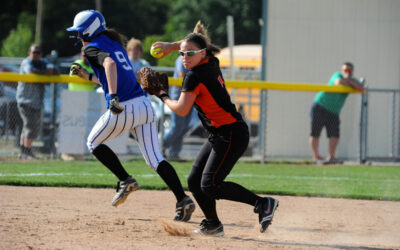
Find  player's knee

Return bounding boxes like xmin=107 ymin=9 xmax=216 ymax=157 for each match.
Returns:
xmin=188 ymin=173 xmax=201 ymax=194
xmin=201 ymin=185 xmax=221 ymax=200
xmin=86 ymin=140 xmax=98 ymax=153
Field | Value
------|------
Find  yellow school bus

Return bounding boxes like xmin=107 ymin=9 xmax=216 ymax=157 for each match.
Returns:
xmin=217 ymin=45 xmax=262 ymax=122
xmin=218 ymin=44 xmax=262 ymax=70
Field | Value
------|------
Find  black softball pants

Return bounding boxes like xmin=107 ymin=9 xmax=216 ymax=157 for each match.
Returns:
xmin=187 ymin=122 xmax=260 ymax=221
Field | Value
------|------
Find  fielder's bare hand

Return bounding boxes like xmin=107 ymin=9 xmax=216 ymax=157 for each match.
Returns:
xmin=151 ymin=41 xmax=181 ymax=58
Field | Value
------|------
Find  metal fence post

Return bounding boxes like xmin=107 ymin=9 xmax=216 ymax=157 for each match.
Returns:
xmin=259 ymin=0 xmax=268 ymax=164
xmin=48 ymin=50 xmax=58 ymax=159
xmin=4 ymin=99 xmax=10 ymax=142
xmin=259 ymin=90 xmax=267 ymax=163
xmin=50 ymin=82 xmax=57 ymax=159
xmin=391 ymin=92 xmax=396 ymax=158
xmin=359 ymin=79 xmax=368 ymax=164
xmin=398 ymin=91 xmax=400 ymax=159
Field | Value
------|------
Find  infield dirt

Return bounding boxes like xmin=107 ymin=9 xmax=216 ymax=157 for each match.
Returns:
xmin=0 ymin=186 xmax=399 ymax=249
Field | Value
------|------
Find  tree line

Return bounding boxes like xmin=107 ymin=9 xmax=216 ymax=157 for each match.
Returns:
xmin=1 ymin=0 xmax=262 ymax=67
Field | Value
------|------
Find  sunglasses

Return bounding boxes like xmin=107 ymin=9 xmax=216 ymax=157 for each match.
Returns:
xmin=32 ymin=51 xmax=41 ymax=54
xmin=179 ymin=49 xmax=205 ymax=57
xmin=344 ymin=68 xmax=353 ymax=73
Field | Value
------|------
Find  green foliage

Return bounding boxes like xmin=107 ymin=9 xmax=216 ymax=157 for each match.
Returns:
xmin=142 ymin=35 xmax=179 ymax=68
xmin=45 ymin=0 xmax=170 ymax=57
xmin=165 ymin=0 xmax=262 ymax=48
xmin=141 ymin=0 xmax=263 ymax=68
xmin=43 ymin=1 xmax=96 ymax=56
xmin=102 ymin=0 xmax=169 ymax=39
xmin=157 ymin=51 xmax=179 ymax=69
xmin=0 ymin=12 xmax=35 ymax=57
xmin=164 ymin=0 xmax=198 ymax=40
xmin=0 ymin=0 xmax=36 ymax=51
xmin=0 ymin=0 xmax=261 ymax=57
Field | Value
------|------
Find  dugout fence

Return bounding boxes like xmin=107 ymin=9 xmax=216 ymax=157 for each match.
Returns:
xmin=258 ymin=87 xmax=400 ymax=163
xmin=360 ymin=88 xmax=400 ymax=162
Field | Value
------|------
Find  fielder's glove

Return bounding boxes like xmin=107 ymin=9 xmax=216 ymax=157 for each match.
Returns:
xmin=70 ymin=62 xmax=91 ymax=80
xmin=139 ymin=67 xmax=169 ymax=101
xmin=109 ymin=94 xmax=124 ymax=115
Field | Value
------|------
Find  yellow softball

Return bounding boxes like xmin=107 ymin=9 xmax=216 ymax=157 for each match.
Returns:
xmin=150 ymin=46 xmax=164 ymax=58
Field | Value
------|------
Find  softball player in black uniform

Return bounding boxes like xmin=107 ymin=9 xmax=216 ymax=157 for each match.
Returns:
xmin=152 ymin=25 xmax=278 ymax=236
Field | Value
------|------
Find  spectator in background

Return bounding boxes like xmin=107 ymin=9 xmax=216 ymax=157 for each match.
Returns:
xmin=162 ymin=56 xmax=198 ymax=161
xmin=16 ymin=44 xmax=58 ymax=159
xmin=309 ymin=62 xmax=364 ymax=164
xmin=62 ymin=47 xmax=95 ymax=161
xmin=126 ymin=38 xmax=150 ymax=74
xmin=68 ymin=47 xmax=95 ymax=91
xmin=126 ymin=38 xmax=151 ymax=141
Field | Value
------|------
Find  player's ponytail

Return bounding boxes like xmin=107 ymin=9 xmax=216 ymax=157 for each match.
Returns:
xmin=103 ymin=29 xmax=127 ymax=47
xmin=193 ymin=21 xmax=207 ymax=36
xmin=186 ymin=21 xmax=220 ymax=56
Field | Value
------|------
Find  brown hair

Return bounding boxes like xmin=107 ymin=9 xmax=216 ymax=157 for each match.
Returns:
xmin=29 ymin=44 xmax=41 ymax=53
xmin=102 ymin=29 xmax=127 ymax=47
xmin=126 ymin=38 xmax=143 ymax=52
xmin=184 ymin=20 xmax=220 ymax=56
xmin=343 ymin=62 xmax=354 ymax=69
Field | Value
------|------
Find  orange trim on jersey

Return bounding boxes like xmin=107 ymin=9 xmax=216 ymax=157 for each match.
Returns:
xmin=198 ymin=58 xmax=210 ymax=66
xmin=193 ymin=82 xmax=237 ymax=127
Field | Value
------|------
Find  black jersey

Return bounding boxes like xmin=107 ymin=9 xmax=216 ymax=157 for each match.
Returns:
xmin=181 ymin=56 xmax=243 ymax=133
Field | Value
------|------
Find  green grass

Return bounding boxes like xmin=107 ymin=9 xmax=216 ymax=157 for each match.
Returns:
xmin=1 ymin=159 xmax=399 ymax=201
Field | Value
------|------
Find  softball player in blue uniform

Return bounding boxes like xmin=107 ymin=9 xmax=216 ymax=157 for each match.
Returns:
xmin=66 ymin=10 xmax=195 ymax=221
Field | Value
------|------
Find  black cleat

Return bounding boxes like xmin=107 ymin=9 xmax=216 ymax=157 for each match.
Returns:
xmin=193 ymin=219 xmax=224 ymax=237
xmin=173 ymin=196 xmax=195 ymax=222
xmin=111 ymin=176 xmax=139 ymax=207
xmin=254 ymin=197 xmax=279 ymax=233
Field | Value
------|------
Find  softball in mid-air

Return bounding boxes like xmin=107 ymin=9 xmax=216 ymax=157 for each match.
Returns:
xmin=150 ymin=46 xmax=164 ymax=58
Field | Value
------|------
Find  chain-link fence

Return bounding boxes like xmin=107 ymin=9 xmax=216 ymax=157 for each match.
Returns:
xmin=1 ymin=57 xmax=399 ymax=163
xmin=259 ymin=88 xmax=400 ymax=163
xmin=0 ymin=57 xmax=262 ymax=160
xmin=261 ymin=90 xmax=362 ymax=161
xmin=0 ymin=81 xmax=63 ymax=159
xmin=361 ymin=89 xmax=400 ymax=162
xmin=0 ymin=81 xmax=22 ymax=155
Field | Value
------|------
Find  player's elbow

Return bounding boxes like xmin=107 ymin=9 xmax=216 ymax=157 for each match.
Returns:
xmin=175 ymin=108 xmax=190 ymax=117
xmin=171 ymin=103 xmax=191 ymax=116
xmin=103 ymin=57 xmax=116 ymax=68
xmin=334 ymin=79 xmax=342 ymax=86
xmin=166 ymin=96 xmax=194 ymax=116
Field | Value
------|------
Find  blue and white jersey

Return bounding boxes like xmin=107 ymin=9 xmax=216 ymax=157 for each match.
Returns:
xmin=85 ymin=34 xmax=144 ymax=108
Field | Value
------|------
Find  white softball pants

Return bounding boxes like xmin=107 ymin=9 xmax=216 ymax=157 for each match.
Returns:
xmin=87 ymin=95 xmax=164 ymax=170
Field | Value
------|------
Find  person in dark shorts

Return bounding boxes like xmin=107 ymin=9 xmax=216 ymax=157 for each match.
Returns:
xmin=309 ymin=62 xmax=364 ymax=164
xmin=151 ymin=21 xmax=279 ymax=236
xmin=16 ymin=44 xmax=58 ymax=159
